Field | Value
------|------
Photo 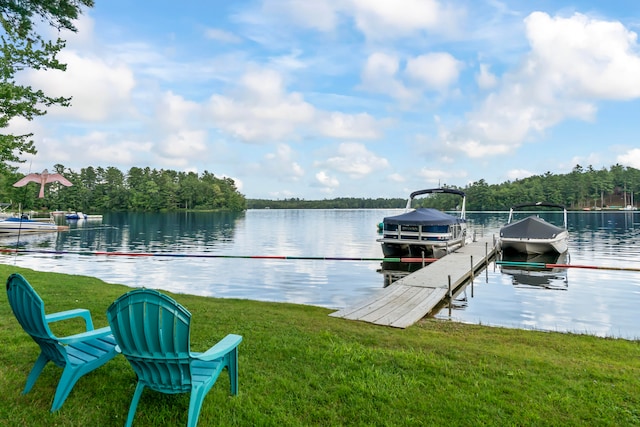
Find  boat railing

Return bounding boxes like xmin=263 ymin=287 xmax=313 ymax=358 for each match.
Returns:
xmin=382 ymin=224 xmax=461 ymax=243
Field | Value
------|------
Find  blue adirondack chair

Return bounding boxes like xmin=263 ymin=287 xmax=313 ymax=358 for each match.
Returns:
xmin=107 ymin=288 xmax=242 ymax=427
xmin=5 ymin=273 xmax=118 ymax=412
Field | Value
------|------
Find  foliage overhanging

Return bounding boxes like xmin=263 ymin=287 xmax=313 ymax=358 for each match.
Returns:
xmin=0 ymin=0 xmax=94 ymax=173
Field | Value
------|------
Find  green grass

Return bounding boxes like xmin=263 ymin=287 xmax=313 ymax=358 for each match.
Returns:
xmin=1 ymin=263 xmax=639 ymax=426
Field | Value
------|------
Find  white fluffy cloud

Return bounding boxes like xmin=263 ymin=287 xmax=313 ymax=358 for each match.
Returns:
xmin=350 ymin=0 xmax=460 ymax=39
xmin=436 ymin=12 xmax=640 ymax=158
xmin=273 ymin=1 xmax=340 ymax=32
xmin=315 ymin=170 xmax=340 ymax=191
xmin=315 ymin=112 xmax=382 ymax=139
xmin=405 ymin=52 xmax=463 ymax=91
xmin=361 ymin=51 xmax=462 ymax=100
xmin=506 ymin=169 xmax=534 ymax=181
xmin=156 ymin=91 xmax=201 ymax=131
xmin=525 ymin=12 xmax=640 ymax=99
xmin=207 ymin=69 xmax=315 ymax=142
xmin=316 ymin=142 xmax=389 ymax=178
xmin=207 ymin=68 xmax=387 ymax=143
xmin=360 ymin=52 xmax=414 ymax=101
xmin=476 ymin=63 xmax=497 ymax=90
xmin=60 ymin=131 xmax=151 ymax=165
xmin=260 ymin=0 xmax=463 ymax=39
xmin=23 ymin=51 xmax=136 ymax=121
xmin=617 ymin=148 xmax=640 ymax=169
xmin=157 ymin=130 xmax=208 ymax=166
xmin=262 ymin=144 xmax=305 ymax=181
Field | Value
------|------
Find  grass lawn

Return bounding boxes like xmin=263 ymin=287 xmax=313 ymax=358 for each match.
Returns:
xmin=0 ymin=263 xmax=639 ymax=426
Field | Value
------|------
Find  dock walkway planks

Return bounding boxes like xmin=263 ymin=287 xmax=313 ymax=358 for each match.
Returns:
xmin=330 ymin=236 xmax=497 ymax=328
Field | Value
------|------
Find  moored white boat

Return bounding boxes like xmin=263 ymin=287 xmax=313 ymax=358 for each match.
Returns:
xmin=0 ymin=217 xmax=68 ymax=235
xmin=59 ymin=211 xmax=102 ymax=222
xmin=65 ymin=211 xmax=87 ymax=220
xmin=499 ymin=202 xmax=569 ymax=255
xmin=377 ymin=188 xmax=467 ymax=259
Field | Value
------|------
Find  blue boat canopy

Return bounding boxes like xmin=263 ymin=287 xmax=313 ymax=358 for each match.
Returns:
xmin=383 ymin=208 xmax=466 ymax=226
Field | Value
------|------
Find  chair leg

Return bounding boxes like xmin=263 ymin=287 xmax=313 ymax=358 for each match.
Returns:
xmin=23 ymin=353 xmax=49 ymax=394
xmin=229 ymin=347 xmax=239 ymax=395
xmin=187 ymin=387 xmax=206 ymax=427
xmin=125 ymin=382 xmax=145 ymax=427
xmin=51 ymin=365 xmax=84 ymax=412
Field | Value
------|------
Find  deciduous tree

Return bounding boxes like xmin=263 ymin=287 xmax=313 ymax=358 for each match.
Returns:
xmin=0 ymin=0 xmax=93 ymax=172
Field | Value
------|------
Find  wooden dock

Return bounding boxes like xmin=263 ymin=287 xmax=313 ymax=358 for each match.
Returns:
xmin=330 ymin=236 xmax=497 ymax=328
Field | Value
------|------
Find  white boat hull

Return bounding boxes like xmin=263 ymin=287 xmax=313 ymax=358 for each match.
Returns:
xmin=499 ymin=230 xmax=569 ymax=255
xmin=0 ymin=218 xmax=66 ymax=235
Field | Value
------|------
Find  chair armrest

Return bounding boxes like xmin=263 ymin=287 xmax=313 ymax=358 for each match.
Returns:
xmin=46 ymin=308 xmax=95 ymax=331
xmin=193 ymin=334 xmax=242 ymax=361
xmin=56 ymin=326 xmax=113 ymax=345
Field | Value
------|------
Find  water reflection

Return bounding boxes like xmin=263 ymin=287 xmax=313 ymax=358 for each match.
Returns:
xmin=499 ymin=251 xmax=569 ymax=290
xmin=377 ymin=260 xmax=428 ymax=288
xmin=1 ymin=210 xmax=639 ymax=339
xmin=451 ymin=288 xmax=469 ymax=309
xmin=56 ymin=211 xmax=246 ymax=253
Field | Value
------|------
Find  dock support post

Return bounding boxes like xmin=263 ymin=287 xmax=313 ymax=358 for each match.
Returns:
xmin=470 ymin=256 xmax=474 ymax=297
xmin=485 ymin=242 xmax=489 ymax=266
xmin=485 ymin=242 xmax=491 ymax=281
xmin=448 ymin=275 xmax=452 ymax=315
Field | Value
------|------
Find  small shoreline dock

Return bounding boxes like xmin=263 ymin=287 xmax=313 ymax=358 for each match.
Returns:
xmin=330 ymin=236 xmax=497 ymax=328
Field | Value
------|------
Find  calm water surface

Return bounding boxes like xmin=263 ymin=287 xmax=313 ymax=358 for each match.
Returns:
xmin=2 ymin=209 xmax=639 ymax=340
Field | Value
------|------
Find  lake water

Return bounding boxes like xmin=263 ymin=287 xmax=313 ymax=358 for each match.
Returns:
xmin=1 ymin=210 xmax=639 ymax=340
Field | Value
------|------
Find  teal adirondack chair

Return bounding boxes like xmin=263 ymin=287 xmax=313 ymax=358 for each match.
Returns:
xmin=107 ymin=288 xmax=242 ymax=427
xmin=5 ymin=273 xmax=118 ymax=412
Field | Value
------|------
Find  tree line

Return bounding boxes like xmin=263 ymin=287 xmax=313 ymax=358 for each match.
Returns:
xmin=463 ymin=164 xmax=639 ymax=211
xmin=247 ymin=164 xmax=640 ymax=211
xmin=1 ymin=165 xmax=246 ymax=212
xmin=247 ymin=197 xmax=408 ymax=210
xmin=2 ymin=163 xmax=637 ymax=213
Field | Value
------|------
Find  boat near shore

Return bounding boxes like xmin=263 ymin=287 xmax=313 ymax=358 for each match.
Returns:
xmin=377 ymin=188 xmax=467 ymax=259
xmin=52 ymin=211 xmax=103 ymax=222
xmin=0 ymin=216 xmax=68 ymax=235
xmin=65 ymin=211 xmax=87 ymax=220
xmin=498 ymin=202 xmax=569 ymax=255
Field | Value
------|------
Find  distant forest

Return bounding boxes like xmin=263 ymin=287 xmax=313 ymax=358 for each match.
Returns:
xmin=1 ymin=165 xmax=246 ymax=212
xmin=248 ymin=164 xmax=640 ymax=211
xmin=2 ymin=163 xmax=638 ymax=213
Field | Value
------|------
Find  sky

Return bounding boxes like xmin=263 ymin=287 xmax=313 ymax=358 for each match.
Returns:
xmin=10 ymin=0 xmax=640 ymax=200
